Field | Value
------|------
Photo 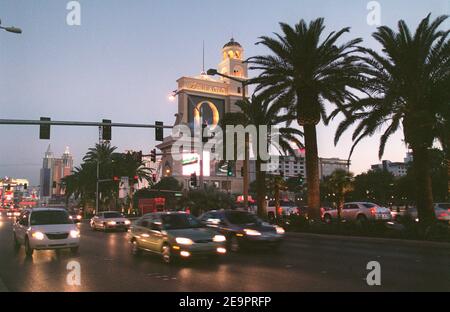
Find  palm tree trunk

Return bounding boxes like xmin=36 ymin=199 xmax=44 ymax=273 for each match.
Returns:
xmin=411 ymin=146 xmax=435 ymax=231
xmin=304 ymin=124 xmax=321 ymax=221
xmin=255 ymin=158 xmax=267 ymax=219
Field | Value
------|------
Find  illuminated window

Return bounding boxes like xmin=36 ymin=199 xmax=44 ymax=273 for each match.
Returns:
xmin=228 ymin=50 xmax=234 ymax=58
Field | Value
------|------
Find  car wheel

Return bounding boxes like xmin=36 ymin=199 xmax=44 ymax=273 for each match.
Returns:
xmin=323 ymin=214 xmax=332 ymax=224
xmin=24 ymin=237 xmax=34 ymax=257
xmin=103 ymin=223 xmax=108 ymax=232
xmin=131 ymin=239 xmax=141 ymax=256
xmin=229 ymin=236 xmax=240 ymax=252
xmin=356 ymin=214 xmax=368 ymax=227
xmin=161 ymin=244 xmax=172 ymax=264
xmin=70 ymin=247 xmax=79 ymax=254
xmin=91 ymin=222 xmax=96 ymax=231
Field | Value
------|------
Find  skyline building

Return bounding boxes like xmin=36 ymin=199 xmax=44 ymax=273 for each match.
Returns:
xmin=39 ymin=145 xmax=74 ymax=201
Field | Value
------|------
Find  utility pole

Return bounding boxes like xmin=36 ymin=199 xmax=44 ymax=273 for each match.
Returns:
xmin=95 ymin=126 xmax=102 ymax=215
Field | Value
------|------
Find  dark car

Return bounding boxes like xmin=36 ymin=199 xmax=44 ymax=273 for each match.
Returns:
xmin=68 ymin=210 xmax=83 ymax=223
xmin=199 ymin=210 xmax=285 ymax=252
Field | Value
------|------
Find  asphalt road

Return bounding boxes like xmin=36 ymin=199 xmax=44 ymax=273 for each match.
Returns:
xmin=0 ymin=217 xmax=449 ymax=292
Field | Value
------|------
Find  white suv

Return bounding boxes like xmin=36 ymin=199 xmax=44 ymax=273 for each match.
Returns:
xmin=13 ymin=208 xmax=80 ymax=257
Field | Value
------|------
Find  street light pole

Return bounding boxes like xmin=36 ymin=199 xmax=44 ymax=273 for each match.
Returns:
xmin=95 ymin=126 xmax=101 ymax=215
xmin=207 ymin=68 xmax=249 ymax=208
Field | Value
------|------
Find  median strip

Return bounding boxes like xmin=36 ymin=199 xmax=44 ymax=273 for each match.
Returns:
xmin=0 ymin=277 xmax=9 ymax=292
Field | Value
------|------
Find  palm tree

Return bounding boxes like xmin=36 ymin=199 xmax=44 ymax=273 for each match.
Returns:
xmin=221 ymin=93 xmax=303 ymax=218
xmin=321 ymin=169 xmax=354 ymax=221
xmin=266 ymin=174 xmax=288 ymax=220
xmin=248 ymin=18 xmax=366 ymax=221
xmin=63 ymin=143 xmax=153 ymax=212
xmin=332 ymin=14 xmax=450 ymax=230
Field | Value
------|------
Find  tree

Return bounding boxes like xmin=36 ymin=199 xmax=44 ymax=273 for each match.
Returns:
xmin=221 ymin=94 xmax=303 ymax=218
xmin=321 ymin=169 xmax=354 ymax=220
xmin=351 ymin=169 xmax=395 ymax=206
xmin=248 ymin=18 xmax=366 ymax=222
xmin=332 ymin=14 xmax=450 ymax=230
xmin=184 ymin=186 xmax=234 ymax=216
xmin=63 ymin=142 xmax=152 ymax=212
xmin=266 ymin=174 xmax=288 ymax=217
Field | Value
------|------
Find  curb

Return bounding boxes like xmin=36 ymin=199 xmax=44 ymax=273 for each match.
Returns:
xmin=286 ymin=231 xmax=450 ymax=248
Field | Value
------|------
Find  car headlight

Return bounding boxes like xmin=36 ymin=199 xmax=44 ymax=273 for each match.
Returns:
xmin=124 ymin=220 xmax=131 ymax=225
xmin=243 ymin=229 xmax=261 ymax=236
xmin=213 ymin=235 xmax=226 ymax=242
xmin=275 ymin=226 xmax=285 ymax=234
xmin=107 ymin=221 xmax=116 ymax=225
xmin=76 ymin=215 xmax=82 ymax=220
xmin=70 ymin=230 xmax=80 ymax=238
xmin=175 ymin=237 xmax=194 ymax=245
xmin=32 ymin=231 xmax=45 ymax=240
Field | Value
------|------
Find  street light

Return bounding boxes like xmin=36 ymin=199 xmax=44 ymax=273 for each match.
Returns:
xmin=0 ymin=19 xmax=22 ymax=34
xmin=207 ymin=68 xmax=250 ymax=209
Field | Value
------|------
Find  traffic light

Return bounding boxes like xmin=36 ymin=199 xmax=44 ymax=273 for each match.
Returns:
xmin=298 ymin=174 xmax=304 ymax=186
xmin=102 ymin=119 xmax=112 ymax=141
xmin=155 ymin=121 xmax=164 ymax=141
xmin=133 ymin=175 xmax=139 ymax=184
xmin=190 ymin=172 xmax=197 ymax=187
xmin=240 ymin=166 xmax=244 ymax=177
xmin=227 ymin=162 xmax=233 ymax=177
xmin=113 ymin=176 xmax=120 ymax=182
xmin=39 ymin=117 xmax=51 ymax=140
xmin=150 ymin=149 xmax=156 ymax=162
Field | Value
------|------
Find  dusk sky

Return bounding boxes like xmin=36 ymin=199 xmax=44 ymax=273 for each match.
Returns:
xmin=0 ymin=0 xmax=448 ymax=185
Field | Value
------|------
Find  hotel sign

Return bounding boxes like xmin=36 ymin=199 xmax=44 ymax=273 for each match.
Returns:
xmin=179 ymin=78 xmax=228 ymax=95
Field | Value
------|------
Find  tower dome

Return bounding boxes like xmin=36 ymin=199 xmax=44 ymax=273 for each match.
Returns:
xmin=222 ymin=38 xmax=243 ymax=61
xmin=223 ymin=38 xmax=242 ymax=48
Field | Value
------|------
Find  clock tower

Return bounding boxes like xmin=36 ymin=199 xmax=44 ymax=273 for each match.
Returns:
xmin=156 ymin=38 xmax=250 ymax=195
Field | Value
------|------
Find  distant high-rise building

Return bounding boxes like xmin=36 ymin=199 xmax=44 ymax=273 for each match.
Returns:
xmin=371 ymin=152 xmax=411 ymax=178
xmin=319 ymin=157 xmax=350 ymax=179
xmin=39 ymin=145 xmax=74 ymax=200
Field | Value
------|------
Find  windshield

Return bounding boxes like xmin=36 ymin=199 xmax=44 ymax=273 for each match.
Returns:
xmin=362 ymin=203 xmax=377 ymax=208
xmin=30 ymin=210 xmax=72 ymax=225
xmin=161 ymin=214 xmax=202 ymax=230
xmin=437 ymin=203 xmax=450 ymax=210
xmin=225 ymin=211 xmax=260 ymax=225
xmin=104 ymin=212 xmax=123 ymax=219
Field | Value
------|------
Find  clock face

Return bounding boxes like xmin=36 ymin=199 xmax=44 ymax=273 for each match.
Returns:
xmin=187 ymin=95 xmax=224 ymax=130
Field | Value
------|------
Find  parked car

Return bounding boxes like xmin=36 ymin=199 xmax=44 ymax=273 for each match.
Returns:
xmin=128 ymin=212 xmax=227 ymax=264
xmin=266 ymin=200 xmax=297 ymax=221
xmin=199 ymin=209 xmax=285 ymax=252
xmin=322 ymin=202 xmax=392 ymax=224
xmin=403 ymin=203 xmax=450 ymax=224
xmin=90 ymin=211 xmax=131 ymax=231
xmin=13 ymin=208 xmax=80 ymax=256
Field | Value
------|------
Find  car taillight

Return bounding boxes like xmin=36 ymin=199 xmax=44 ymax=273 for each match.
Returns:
xmin=439 ymin=212 xmax=449 ymax=218
xmin=370 ymin=208 xmax=377 ymax=215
